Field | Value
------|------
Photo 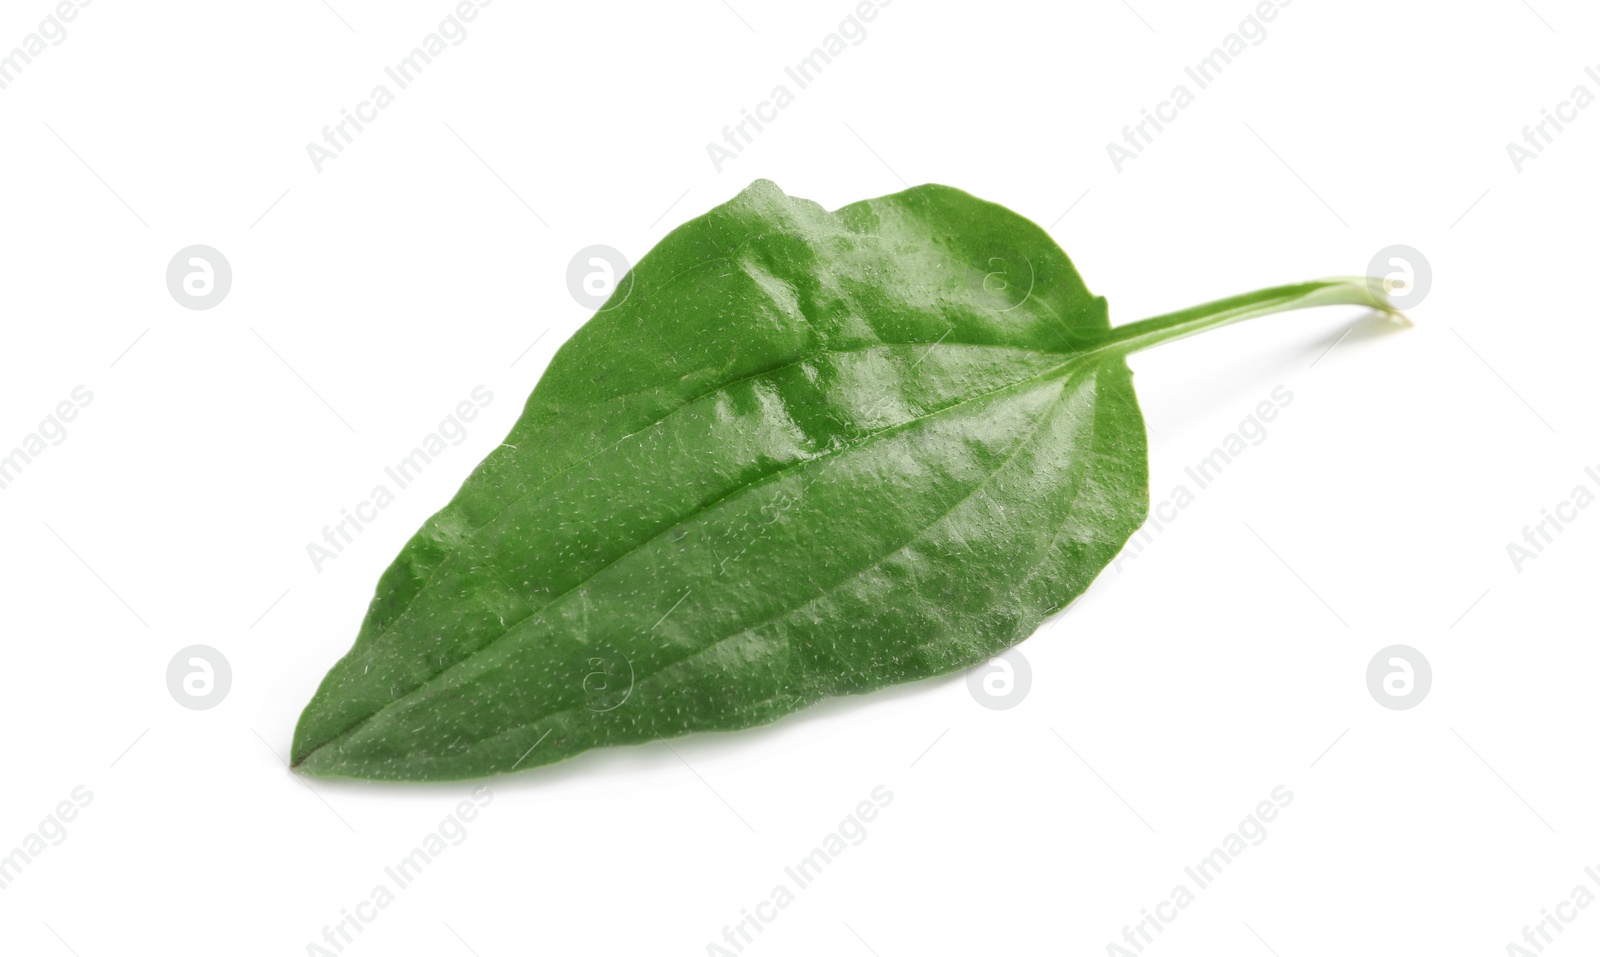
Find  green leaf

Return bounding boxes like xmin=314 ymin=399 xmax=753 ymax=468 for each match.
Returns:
xmin=292 ymin=180 xmax=1398 ymax=781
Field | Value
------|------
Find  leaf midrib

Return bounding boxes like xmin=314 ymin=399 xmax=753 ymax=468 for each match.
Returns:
xmin=320 ymin=363 xmax=1100 ymax=777
xmin=300 ymin=341 xmax=1123 ymax=768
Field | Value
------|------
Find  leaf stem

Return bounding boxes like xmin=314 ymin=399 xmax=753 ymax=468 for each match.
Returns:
xmin=1097 ymin=277 xmax=1406 ymax=357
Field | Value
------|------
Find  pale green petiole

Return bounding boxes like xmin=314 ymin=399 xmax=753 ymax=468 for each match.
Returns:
xmin=1099 ymin=276 xmax=1409 ymax=357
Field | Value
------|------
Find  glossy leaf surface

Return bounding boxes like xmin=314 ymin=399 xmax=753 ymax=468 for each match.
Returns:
xmin=292 ymin=180 xmax=1393 ymax=780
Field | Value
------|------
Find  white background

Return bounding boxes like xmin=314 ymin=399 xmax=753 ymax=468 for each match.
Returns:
xmin=1 ymin=1 xmax=1596 ymax=954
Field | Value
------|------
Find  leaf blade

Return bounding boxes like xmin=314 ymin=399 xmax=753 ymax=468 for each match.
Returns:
xmin=293 ymin=181 xmax=1147 ymax=780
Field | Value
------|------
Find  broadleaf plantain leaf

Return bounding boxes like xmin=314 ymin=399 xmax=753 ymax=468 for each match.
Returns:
xmin=291 ymin=180 xmax=1396 ymax=781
